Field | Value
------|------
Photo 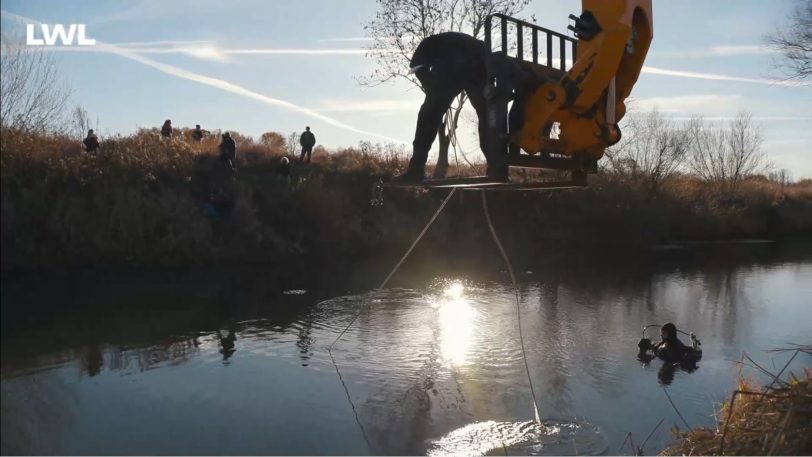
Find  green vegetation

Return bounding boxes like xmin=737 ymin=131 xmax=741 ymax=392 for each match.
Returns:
xmin=2 ymin=127 xmax=811 ymax=272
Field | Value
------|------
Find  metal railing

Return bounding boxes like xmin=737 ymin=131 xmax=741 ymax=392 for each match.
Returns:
xmin=484 ymin=13 xmax=578 ymax=72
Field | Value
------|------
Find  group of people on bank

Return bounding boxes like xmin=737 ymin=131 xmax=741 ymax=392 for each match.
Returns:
xmin=82 ymin=120 xmax=318 ymax=165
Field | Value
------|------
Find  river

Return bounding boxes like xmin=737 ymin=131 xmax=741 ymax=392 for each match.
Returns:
xmin=2 ymin=241 xmax=810 ymax=455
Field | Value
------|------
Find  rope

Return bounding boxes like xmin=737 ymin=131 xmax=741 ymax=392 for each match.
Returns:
xmin=446 ymin=107 xmax=483 ymax=175
xmin=326 ymin=187 xmax=458 ymax=452
xmin=445 ymin=110 xmax=461 ymax=171
xmin=327 ymin=187 xmax=458 ymax=351
xmin=481 ymin=189 xmax=541 ymax=424
xmin=327 ymin=186 xmax=542 ymax=447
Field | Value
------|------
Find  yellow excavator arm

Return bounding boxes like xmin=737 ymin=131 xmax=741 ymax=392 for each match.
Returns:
xmin=384 ymin=0 xmax=653 ymax=189
xmin=516 ymin=0 xmax=653 ymax=159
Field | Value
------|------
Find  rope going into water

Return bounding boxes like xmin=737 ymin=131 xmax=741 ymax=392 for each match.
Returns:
xmin=327 ymin=186 xmax=542 ymax=453
xmin=481 ymin=189 xmax=542 ymax=424
xmin=326 ymin=187 xmax=458 ymax=452
xmin=327 ymin=187 xmax=458 ymax=352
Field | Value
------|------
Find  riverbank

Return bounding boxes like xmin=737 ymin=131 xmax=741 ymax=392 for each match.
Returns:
xmin=2 ymin=128 xmax=811 ymax=272
xmin=661 ymin=353 xmax=810 ymax=456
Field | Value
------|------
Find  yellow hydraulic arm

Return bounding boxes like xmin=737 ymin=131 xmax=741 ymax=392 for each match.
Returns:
xmin=513 ymin=0 xmax=653 ymax=160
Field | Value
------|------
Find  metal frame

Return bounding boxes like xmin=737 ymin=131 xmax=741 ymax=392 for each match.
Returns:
xmin=382 ymin=173 xmax=587 ymax=191
xmin=485 ymin=13 xmax=577 ymax=71
xmin=385 ymin=14 xmax=595 ymax=190
xmin=483 ymin=14 xmax=596 ymax=177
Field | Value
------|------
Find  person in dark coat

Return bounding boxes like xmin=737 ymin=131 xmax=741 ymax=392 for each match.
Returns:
xmin=191 ymin=124 xmax=203 ymax=142
xmin=160 ymin=119 xmax=173 ymax=138
xmin=83 ymin=129 xmax=99 ymax=152
xmin=219 ymin=132 xmax=236 ymax=165
xmin=394 ymin=32 xmax=532 ymax=183
xmin=299 ymin=126 xmax=316 ymax=164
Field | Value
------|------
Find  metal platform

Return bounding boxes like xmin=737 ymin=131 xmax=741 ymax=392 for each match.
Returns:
xmin=381 ymin=175 xmax=586 ymax=191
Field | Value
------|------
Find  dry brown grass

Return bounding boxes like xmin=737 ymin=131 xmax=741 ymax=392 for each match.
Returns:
xmin=2 ymin=127 xmax=811 ymax=270
xmin=662 ymin=355 xmax=811 ymax=456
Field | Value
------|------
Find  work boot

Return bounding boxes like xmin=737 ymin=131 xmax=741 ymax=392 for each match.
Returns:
xmin=392 ymin=163 xmax=426 ymax=183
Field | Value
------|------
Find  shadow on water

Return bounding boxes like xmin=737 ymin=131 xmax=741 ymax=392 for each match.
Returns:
xmin=1 ymin=239 xmax=811 ymax=455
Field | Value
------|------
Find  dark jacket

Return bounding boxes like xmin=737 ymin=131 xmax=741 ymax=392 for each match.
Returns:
xmin=83 ymin=135 xmax=99 ymax=152
xmin=219 ymin=136 xmax=236 ymax=161
xmin=300 ymin=131 xmax=316 ymax=148
xmin=654 ymin=336 xmax=690 ymax=361
xmin=161 ymin=123 xmax=172 ymax=137
xmin=191 ymin=128 xmax=203 ymax=142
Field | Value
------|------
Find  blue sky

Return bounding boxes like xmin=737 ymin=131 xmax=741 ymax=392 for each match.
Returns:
xmin=2 ymin=0 xmax=811 ymax=177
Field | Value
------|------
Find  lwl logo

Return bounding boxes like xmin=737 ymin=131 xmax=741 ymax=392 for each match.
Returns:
xmin=26 ymin=24 xmax=96 ymax=46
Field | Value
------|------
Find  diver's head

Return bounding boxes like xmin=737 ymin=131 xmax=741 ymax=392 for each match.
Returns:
xmin=661 ymin=323 xmax=677 ymax=340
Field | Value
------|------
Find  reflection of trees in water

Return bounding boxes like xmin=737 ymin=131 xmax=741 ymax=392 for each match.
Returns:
xmin=534 ymin=283 xmax=574 ymax=414
xmin=101 ymin=338 xmax=202 ymax=374
xmin=668 ymin=265 xmax=754 ymax=346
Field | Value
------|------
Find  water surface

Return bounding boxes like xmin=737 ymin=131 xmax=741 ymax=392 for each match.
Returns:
xmin=2 ymin=243 xmax=810 ymax=455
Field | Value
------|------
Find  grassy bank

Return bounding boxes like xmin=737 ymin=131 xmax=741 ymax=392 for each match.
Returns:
xmin=2 ymin=128 xmax=811 ymax=271
xmin=661 ymin=351 xmax=810 ymax=456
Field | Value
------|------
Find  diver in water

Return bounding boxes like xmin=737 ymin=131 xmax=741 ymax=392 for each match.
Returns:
xmin=639 ymin=322 xmax=701 ymax=362
xmin=638 ymin=323 xmax=701 ymax=384
xmin=651 ymin=323 xmax=689 ymax=360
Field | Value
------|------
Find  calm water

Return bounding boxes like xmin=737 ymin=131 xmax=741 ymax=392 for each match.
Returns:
xmin=2 ymin=243 xmax=811 ymax=455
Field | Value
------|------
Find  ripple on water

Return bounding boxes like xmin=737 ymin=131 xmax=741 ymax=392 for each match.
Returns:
xmin=427 ymin=420 xmax=607 ymax=456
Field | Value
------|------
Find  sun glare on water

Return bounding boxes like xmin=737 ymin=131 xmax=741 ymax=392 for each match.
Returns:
xmin=437 ymin=282 xmax=477 ymax=366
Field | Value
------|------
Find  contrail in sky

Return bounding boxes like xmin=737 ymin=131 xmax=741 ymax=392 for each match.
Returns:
xmin=0 ymin=10 xmax=408 ymax=144
xmin=3 ymin=8 xmax=807 ymax=138
xmin=642 ymin=66 xmax=809 ymax=88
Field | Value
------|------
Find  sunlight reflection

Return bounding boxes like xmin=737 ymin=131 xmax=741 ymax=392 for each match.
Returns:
xmin=436 ymin=282 xmax=477 ymax=366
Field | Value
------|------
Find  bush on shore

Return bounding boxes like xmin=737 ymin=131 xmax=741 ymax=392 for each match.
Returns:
xmin=1 ymin=128 xmax=810 ymax=271
xmin=661 ymin=357 xmax=810 ymax=456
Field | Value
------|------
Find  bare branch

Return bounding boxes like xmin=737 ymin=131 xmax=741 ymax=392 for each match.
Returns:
xmin=764 ymin=0 xmax=812 ymax=81
xmin=1 ymin=36 xmax=71 ymax=134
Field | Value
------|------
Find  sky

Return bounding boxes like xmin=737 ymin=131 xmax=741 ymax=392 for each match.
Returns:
xmin=1 ymin=0 xmax=811 ymax=177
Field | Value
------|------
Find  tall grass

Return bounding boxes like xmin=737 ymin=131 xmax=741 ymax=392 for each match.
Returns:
xmin=2 ymin=128 xmax=810 ymax=271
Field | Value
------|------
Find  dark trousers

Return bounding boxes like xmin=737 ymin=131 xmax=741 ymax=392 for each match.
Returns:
xmin=409 ymin=58 xmax=523 ymax=177
xmin=299 ymin=146 xmax=313 ymax=163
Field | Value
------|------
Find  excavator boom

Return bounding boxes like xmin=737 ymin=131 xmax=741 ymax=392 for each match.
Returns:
xmin=384 ymin=0 xmax=653 ymax=190
xmin=512 ymin=0 xmax=653 ymax=160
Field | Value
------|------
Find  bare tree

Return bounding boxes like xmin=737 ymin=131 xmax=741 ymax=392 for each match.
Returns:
xmin=260 ymin=131 xmax=287 ymax=150
xmin=71 ymin=105 xmax=95 ymax=139
xmin=286 ymin=131 xmax=301 ymax=157
xmin=769 ymin=168 xmax=792 ymax=187
xmin=764 ymin=0 xmax=812 ymax=81
xmin=361 ymin=0 xmax=530 ymax=177
xmin=605 ymin=109 xmax=690 ymax=192
xmin=687 ymin=112 xmax=770 ymax=186
xmin=0 ymin=38 xmax=70 ymax=133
